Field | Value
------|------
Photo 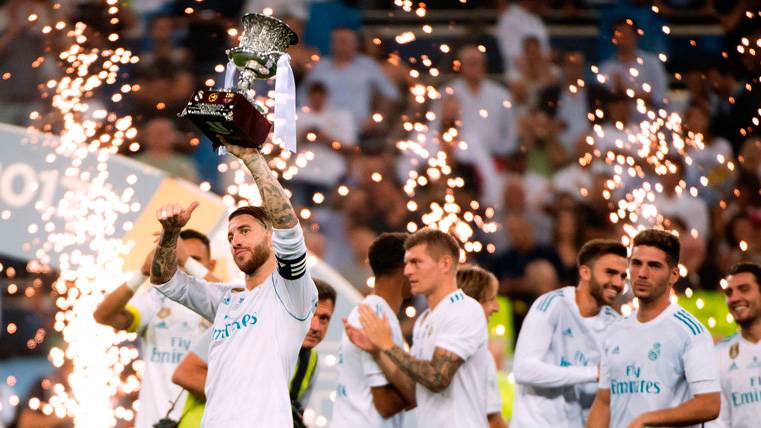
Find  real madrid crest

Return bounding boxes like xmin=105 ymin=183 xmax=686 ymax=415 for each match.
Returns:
xmin=729 ymin=342 xmax=739 ymax=359
xmin=158 ymin=307 xmax=172 ymax=319
xmin=208 ymin=92 xmax=219 ymax=102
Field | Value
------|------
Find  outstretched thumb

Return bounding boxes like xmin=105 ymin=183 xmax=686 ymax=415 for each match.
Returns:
xmin=185 ymin=201 xmax=200 ymax=216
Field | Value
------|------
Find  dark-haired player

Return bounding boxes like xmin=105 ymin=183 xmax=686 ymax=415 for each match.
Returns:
xmin=512 ymin=239 xmax=627 ymax=427
xmin=588 ymin=229 xmax=720 ymax=428
xmin=148 ymin=142 xmax=317 ymax=426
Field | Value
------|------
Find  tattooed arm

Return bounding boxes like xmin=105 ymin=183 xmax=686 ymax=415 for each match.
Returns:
xmin=150 ymin=202 xmax=198 ymax=284
xmin=224 ymin=144 xmax=297 ymax=229
xmin=384 ymin=346 xmax=463 ymax=393
xmin=356 ymin=304 xmax=464 ymax=394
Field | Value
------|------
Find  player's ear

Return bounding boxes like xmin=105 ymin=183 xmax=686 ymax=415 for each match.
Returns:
xmin=668 ymin=265 xmax=680 ymax=287
xmin=209 ymin=259 xmax=217 ymax=271
xmin=579 ymin=264 xmax=591 ymax=281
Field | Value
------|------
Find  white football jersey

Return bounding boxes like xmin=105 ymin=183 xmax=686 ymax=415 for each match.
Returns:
xmin=411 ymin=289 xmax=490 ymax=428
xmin=486 ymin=356 xmax=503 ymax=415
xmin=154 ymin=225 xmax=317 ymax=427
xmin=126 ymin=288 xmax=210 ymax=428
xmin=511 ymin=286 xmax=619 ymax=428
xmin=706 ymin=333 xmax=761 ymax=428
xmin=599 ymin=303 xmax=720 ymax=428
xmin=331 ymin=295 xmax=405 ymax=428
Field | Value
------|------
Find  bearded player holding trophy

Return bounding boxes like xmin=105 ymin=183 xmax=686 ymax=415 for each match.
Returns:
xmin=149 ymin=14 xmax=317 ymax=427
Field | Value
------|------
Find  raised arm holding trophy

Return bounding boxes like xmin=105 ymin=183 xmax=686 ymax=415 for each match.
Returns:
xmin=179 ymin=13 xmax=299 ymax=152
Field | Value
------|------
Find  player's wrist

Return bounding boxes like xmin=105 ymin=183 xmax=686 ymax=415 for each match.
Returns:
xmin=183 ymin=257 xmax=209 ymax=279
xmin=125 ymin=271 xmax=147 ymax=293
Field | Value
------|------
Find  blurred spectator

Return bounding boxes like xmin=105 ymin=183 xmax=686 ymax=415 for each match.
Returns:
xmin=683 ymin=102 xmax=735 ymax=205
xmin=131 ymin=16 xmax=195 ymax=121
xmin=508 ymin=36 xmax=560 ymax=114
xmin=487 ymin=212 xmax=565 ymax=295
xmin=442 ymin=45 xmax=518 ymax=161
xmin=495 ymin=0 xmax=550 ymax=75
xmin=707 ymin=59 xmax=761 ymax=153
xmin=337 ymin=224 xmax=375 ymax=291
xmin=551 ymin=196 xmax=585 ymax=282
xmin=292 ymin=81 xmax=357 ymax=206
xmin=304 ymin=0 xmax=361 ymax=54
xmin=592 ymin=91 xmax=640 ymax=155
xmin=600 ymin=18 xmax=668 ymax=108
xmin=300 ymin=28 xmax=398 ymax=137
xmin=362 ymin=33 xmax=415 ymax=131
xmin=177 ymin=1 xmax=243 ymax=76
xmin=670 ymin=62 xmax=712 ymax=114
xmin=244 ymin=0 xmax=308 ymax=21
xmin=653 ymin=158 xmax=710 ymax=240
xmin=719 ymin=211 xmax=761 ymax=272
xmin=133 ymin=118 xmax=199 ymax=182
xmin=667 ymin=216 xmax=721 ymax=291
xmin=596 ymin=0 xmax=669 ymax=62
xmin=738 ymin=137 xmax=761 ymax=179
xmin=0 ymin=0 xmax=47 ymax=126
xmin=536 ymin=50 xmax=608 ymax=155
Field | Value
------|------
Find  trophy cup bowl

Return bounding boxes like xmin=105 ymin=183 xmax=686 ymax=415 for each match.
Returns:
xmin=179 ymin=13 xmax=299 ymax=150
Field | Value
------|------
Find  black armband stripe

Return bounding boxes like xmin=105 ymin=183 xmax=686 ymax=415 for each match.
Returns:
xmin=276 ymin=252 xmax=307 ymax=280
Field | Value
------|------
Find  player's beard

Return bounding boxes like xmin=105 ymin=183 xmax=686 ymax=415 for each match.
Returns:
xmin=588 ymin=274 xmax=614 ymax=306
xmin=236 ymin=240 xmax=271 ymax=275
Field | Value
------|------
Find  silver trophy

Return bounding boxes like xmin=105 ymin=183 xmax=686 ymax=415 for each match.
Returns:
xmin=180 ymin=13 xmax=299 ymax=149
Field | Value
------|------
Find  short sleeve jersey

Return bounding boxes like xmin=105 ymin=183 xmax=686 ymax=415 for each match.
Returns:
xmin=410 ymin=289 xmax=490 ymax=428
xmin=154 ymin=225 xmax=317 ymax=427
xmin=599 ymin=303 xmax=720 ymax=428
xmin=126 ymin=288 xmax=210 ymax=428
xmin=331 ymin=295 xmax=405 ymax=428
xmin=706 ymin=333 xmax=761 ymax=428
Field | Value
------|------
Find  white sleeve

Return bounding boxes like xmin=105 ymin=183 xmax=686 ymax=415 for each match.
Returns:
xmin=598 ymin=337 xmax=611 ymax=390
xmin=346 ymin=303 xmax=388 ymax=387
xmin=125 ymin=288 xmax=161 ymax=334
xmin=189 ymin=329 xmax=211 ymax=363
xmin=153 ymin=270 xmax=227 ymax=322
xmin=486 ymin=356 xmax=503 ymax=414
xmin=513 ymin=303 xmax=597 ymax=387
xmin=434 ymin=302 xmax=487 ymax=361
xmin=705 ymin=346 xmax=729 ymax=427
xmin=684 ymin=330 xmax=721 ymax=395
xmin=272 ymin=224 xmax=318 ymax=320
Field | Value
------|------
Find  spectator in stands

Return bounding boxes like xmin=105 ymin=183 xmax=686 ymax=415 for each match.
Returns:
xmin=683 ymin=102 xmax=736 ymax=205
xmin=738 ymin=137 xmax=761 ymax=179
xmin=495 ymin=0 xmax=550 ymax=75
xmin=536 ymin=50 xmax=608 ymax=155
xmin=719 ymin=211 xmax=761 ymax=272
xmin=596 ymin=0 xmax=669 ymax=62
xmin=300 ymin=27 xmax=398 ymax=137
xmin=133 ymin=117 xmax=199 ymax=182
xmin=551 ymin=196 xmax=585 ymax=282
xmin=508 ymin=35 xmax=560 ymax=114
xmin=0 ymin=0 xmax=47 ymax=126
xmin=707 ymin=59 xmax=761 ymax=153
xmin=487 ymin=211 xmax=565 ymax=295
xmin=653 ymin=158 xmax=710 ymax=240
xmin=667 ymin=216 xmax=721 ymax=292
xmin=303 ymin=0 xmax=361 ymax=54
xmin=591 ymin=91 xmax=639 ymax=155
xmin=292 ymin=81 xmax=357 ymax=206
xmin=600 ymin=18 xmax=668 ymax=108
xmin=362 ymin=33 xmax=415 ymax=131
xmin=441 ymin=45 xmax=518 ymax=161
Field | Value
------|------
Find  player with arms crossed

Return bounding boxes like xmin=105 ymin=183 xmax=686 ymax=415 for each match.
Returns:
xmin=511 ymin=239 xmax=627 ymax=427
xmin=708 ymin=262 xmax=761 ymax=428
xmin=587 ymin=229 xmax=720 ymax=428
xmin=149 ymin=143 xmax=317 ymax=426
xmin=346 ymin=229 xmax=491 ymax=427
xmin=332 ymin=232 xmax=412 ymax=428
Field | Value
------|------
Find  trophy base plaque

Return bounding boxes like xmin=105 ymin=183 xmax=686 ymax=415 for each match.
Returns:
xmin=179 ymin=89 xmax=272 ymax=150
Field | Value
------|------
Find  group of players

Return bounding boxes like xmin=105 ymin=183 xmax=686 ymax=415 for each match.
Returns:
xmin=83 ymin=140 xmax=760 ymax=428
